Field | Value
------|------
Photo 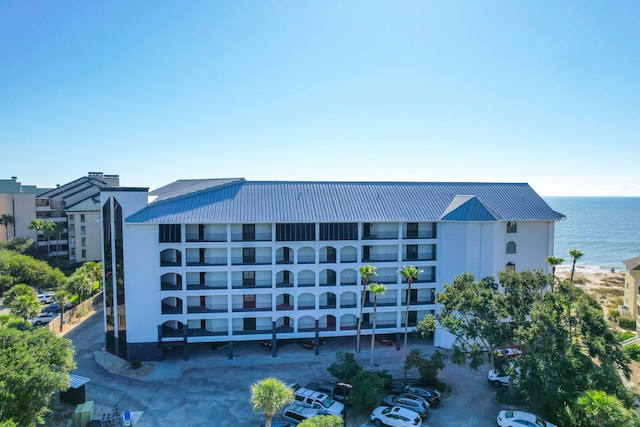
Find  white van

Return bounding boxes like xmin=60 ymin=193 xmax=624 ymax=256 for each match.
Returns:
xmin=293 ymin=387 xmax=345 ymax=417
xmin=281 ymin=403 xmax=322 ymax=425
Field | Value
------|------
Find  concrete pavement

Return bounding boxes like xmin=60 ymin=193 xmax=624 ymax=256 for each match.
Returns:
xmin=51 ymin=307 xmax=509 ymax=427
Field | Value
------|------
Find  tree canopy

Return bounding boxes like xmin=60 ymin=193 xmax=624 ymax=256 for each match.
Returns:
xmin=250 ymin=377 xmax=293 ymax=427
xmin=2 ymin=284 xmax=40 ymax=321
xmin=0 ymin=326 xmax=76 ymax=425
xmin=0 ymin=249 xmax=66 ymax=294
xmin=298 ymin=415 xmax=344 ymax=427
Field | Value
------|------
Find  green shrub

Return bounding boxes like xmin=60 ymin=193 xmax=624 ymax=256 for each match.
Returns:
xmin=130 ymin=359 xmax=142 ymax=370
xmin=608 ymin=309 xmax=620 ymax=322
xmin=618 ymin=316 xmax=636 ymax=330
xmin=624 ymin=344 xmax=640 ymax=361
xmin=618 ymin=331 xmax=636 ymax=342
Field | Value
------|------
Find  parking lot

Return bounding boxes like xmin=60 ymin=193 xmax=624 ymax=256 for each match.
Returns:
xmin=55 ymin=308 xmax=510 ymax=426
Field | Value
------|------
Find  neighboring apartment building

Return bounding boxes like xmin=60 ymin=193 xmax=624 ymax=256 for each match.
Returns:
xmin=36 ymin=172 xmax=119 ymax=261
xmin=0 ymin=177 xmax=43 ymax=242
xmin=623 ymin=256 xmax=640 ymax=319
xmin=100 ymin=179 xmax=565 ymax=361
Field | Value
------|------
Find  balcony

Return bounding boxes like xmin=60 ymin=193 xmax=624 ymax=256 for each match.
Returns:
xmin=298 ymin=279 xmax=316 ymax=288
xmin=187 ymin=304 xmax=228 ymax=314
xmin=232 ymin=303 xmax=273 ymax=312
xmin=230 ymin=232 xmax=272 ymax=242
xmin=161 ymin=304 xmax=183 ymax=315
xmin=161 ymin=281 xmax=183 ymax=291
xmin=276 ymin=257 xmax=294 ymax=265
xmin=275 ymin=303 xmax=294 ymax=311
xmin=186 ymin=281 xmax=227 ymax=290
xmin=364 ymin=298 xmax=397 ymax=307
xmin=403 ymin=298 xmax=435 ymax=306
xmin=185 ymin=232 xmax=227 ymax=242
xmin=275 ymin=280 xmax=294 ymax=288
xmin=319 ymin=280 xmax=337 ymax=287
xmin=403 ymin=230 xmax=437 ymax=239
xmin=340 ymin=279 xmax=357 ymax=286
xmin=231 ymin=279 xmax=272 ymax=289
xmin=297 ymin=255 xmax=315 ymax=264
xmin=188 ymin=328 xmax=228 ymax=337
xmin=362 ymin=254 xmax=398 ymax=263
xmin=377 ymin=275 xmax=399 ymax=284
xmin=362 ymin=231 xmax=398 ymax=240
xmin=402 ymin=255 xmax=436 ymax=262
xmin=340 ymin=254 xmax=358 ymax=263
xmin=186 ymin=257 xmax=227 ymax=266
xmin=231 ymin=256 xmax=272 ymax=265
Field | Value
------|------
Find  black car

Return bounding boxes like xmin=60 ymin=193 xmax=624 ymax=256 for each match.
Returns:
xmin=392 ymin=385 xmax=441 ymax=406
xmin=41 ymin=302 xmax=73 ymax=314
xmin=304 ymin=381 xmax=351 ymax=403
xmin=302 ymin=337 xmax=325 ymax=349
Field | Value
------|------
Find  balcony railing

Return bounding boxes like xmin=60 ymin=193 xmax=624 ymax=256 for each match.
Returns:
xmin=362 ymin=231 xmax=398 ymax=240
xmin=340 ymin=254 xmax=358 ymax=263
xmin=403 ymin=298 xmax=435 ymax=306
xmin=298 ymin=303 xmax=315 ymax=310
xmin=230 ymin=233 xmax=272 ymax=242
xmin=186 ymin=256 xmax=227 ymax=266
xmin=319 ymin=256 xmax=337 ymax=264
xmin=231 ymin=279 xmax=272 ymax=289
xmin=377 ymin=275 xmax=399 ymax=284
xmin=403 ymin=230 xmax=437 ymax=239
xmin=362 ymin=254 xmax=398 ymax=262
xmin=231 ymin=256 xmax=272 ymax=265
xmin=297 ymin=280 xmax=316 ymax=287
xmin=276 ymin=257 xmax=294 ymax=265
xmin=186 ymin=281 xmax=228 ymax=290
xmin=161 ymin=281 xmax=183 ymax=291
xmin=275 ymin=303 xmax=294 ymax=310
xmin=297 ymin=255 xmax=315 ymax=264
xmin=319 ymin=280 xmax=337 ymax=287
xmin=185 ymin=232 xmax=227 ymax=242
xmin=402 ymin=255 xmax=436 ymax=262
xmin=188 ymin=328 xmax=228 ymax=337
xmin=319 ymin=303 xmax=337 ymax=309
xmin=340 ymin=303 xmax=357 ymax=308
xmin=231 ymin=303 xmax=272 ymax=312
xmin=364 ymin=298 xmax=398 ymax=307
xmin=161 ymin=304 xmax=183 ymax=315
xmin=187 ymin=304 xmax=228 ymax=313
xmin=340 ymin=279 xmax=357 ymax=286
xmin=275 ymin=281 xmax=294 ymax=288
xmin=402 ymin=276 xmax=436 ymax=284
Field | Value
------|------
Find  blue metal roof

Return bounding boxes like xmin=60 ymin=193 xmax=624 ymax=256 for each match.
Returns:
xmin=126 ymin=180 xmax=565 ymax=224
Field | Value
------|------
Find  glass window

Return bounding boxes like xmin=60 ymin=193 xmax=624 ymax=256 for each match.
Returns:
xmin=81 ymin=249 xmax=86 ymax=258
xmin=81 ymin=238 xmax=86 ymax=247
xmin=506 ymin=241 xmax=516 ymax=254
xmin=507 ymin=221 xmax=517 ymax=233
xmin=80 ymin=214 xmax=85 ymax=222
xmin=159 ymin=224 xmax=181 ymax=243
xmin=80 ymin=225 xmax=86 ymax=235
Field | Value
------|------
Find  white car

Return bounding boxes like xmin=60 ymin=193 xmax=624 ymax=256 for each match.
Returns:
xmin=497 ymin=410 xmax=557 ymax=427
xmin=488 ymin=365 xmax=520 ymax=387
xmin=38 ymin=292 xmax=55 ymax=304
xmin=371 ymin=405 xmax=421 ymax=427
xmin=30 ymin=311 xmax=58 ymax=326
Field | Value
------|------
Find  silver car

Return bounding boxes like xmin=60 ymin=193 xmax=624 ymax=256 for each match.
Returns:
xmin=382 ymin=392 xmax=430 ymax=417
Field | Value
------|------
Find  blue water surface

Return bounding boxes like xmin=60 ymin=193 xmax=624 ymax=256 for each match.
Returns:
xmin=544 ymin=197 xmax=640 ymax=268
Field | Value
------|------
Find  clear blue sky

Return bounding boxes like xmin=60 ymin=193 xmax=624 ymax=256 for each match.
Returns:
xmin=1 ymin=1 xmax=638 ymax=196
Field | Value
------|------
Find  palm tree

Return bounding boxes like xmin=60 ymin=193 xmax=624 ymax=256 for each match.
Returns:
xmin=576 ymin=389 xmax=628 ymax=426
xmin=28 ymin=219 xmax=47 ymax=256
xmin=49 ymin=221 xmax=64 ymax=258
xmin=399 ymin=265 xmax=423 ymax=351
xmin=569 ymin=249 xmax=583 ymax=285
xmin=54 ymin=288 xmax=71 ymax=333
xmin=250 ymin=377 xmax=294 ymax=427
xmin=356 ymin=264 xmax=377 ymax=360
xmin=369 ymin=282 xmax=386 ymax=370
xmin=545 ymin=256 xmax=564 ymax=290
xmin=0 ymin=214 xmax=14 ymax=241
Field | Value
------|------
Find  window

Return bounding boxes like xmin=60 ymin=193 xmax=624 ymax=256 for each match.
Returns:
xmin=81 ymin=249 xmax=86 ymax=258
xmin=243 ymin=248 xmax=256 ymax=264
xmin=506 ymin=262 xmax=516 ymax=272
xmin=80 ymin=214 xmax=85 ymax=222
xmin=243 ymin=271 xmax=255 ymax=286
xmin=243 ymin=295 xmax=256 ymax=309
xmin=80 ymin=226 xmax=86 ymax=235
xmin=159 ymin=224 xmax=181 ymax=243
xmin=406 ymin=223 xmax=418 ymax=239
xmin=320 ymin=223 xmax=358 ymax=240
xmin=81 ymin=238 xmax=86 ymax=247
xmin=276 ymin=223 xmax=315 ymax=241
xmin=70 ymin=248 xmax=76 ymax=256
xmin=507 ymin=221 xmax=517 ymax=233
xmin=506 ymin=241 xmax=516 ymax=254
xmin=70 ymin=237 xmax=75 ymax=246
xmin=242 ymin=224 xmax=255 ymax=241
xmin=406 ymin=245 xmax=418 ymax=260
xmin=244 ymin=317 xmax=256 ymax=331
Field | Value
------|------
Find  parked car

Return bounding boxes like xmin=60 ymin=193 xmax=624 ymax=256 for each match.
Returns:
xmin=304 ymin=381 xmax=351 ymax=403
xmin=29 ymin=311 xmax=58 ymax=326
xmin=281 ymin=403 xmax=323 ymax=425
xmin=392 ymin=384 xmax=441 ymax=406
xmin=38 ymin=292 xmax=55 ymax=304
xmin=302 ymin=337 xmax=325 ymax=349
xmin=377 ymin=335 xmax=396 ymax=346
xmin=488 ymin=365 xmax=520 ymax=387
xmin=494 ymin=347 xmax=522 ymax=358
xmin=41 ymin=302 xmax=73 ymax=314
xmin=497 ymin=410 xmax=557 ymax=427
xmin=370 ymin=405 xmax=421 ymax=427
xmin=382 ymin=393 xmax=430 ymax=417
xmin=293 ymin=386 xmax=344 ymax=416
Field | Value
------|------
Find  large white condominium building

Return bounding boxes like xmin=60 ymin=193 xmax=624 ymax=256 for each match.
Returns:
xmin=100 ymin=179 xmax=564 ymax=361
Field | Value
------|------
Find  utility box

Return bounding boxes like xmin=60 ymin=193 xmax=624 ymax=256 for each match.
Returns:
xmin=61 ymin=374 xmax=90 ymax=405
xmin=72 ymin=400 xmax=94 ymax=427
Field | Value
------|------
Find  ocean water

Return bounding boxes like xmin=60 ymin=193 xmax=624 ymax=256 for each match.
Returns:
xmin=543 ymin=197 xmax=640 ymax=269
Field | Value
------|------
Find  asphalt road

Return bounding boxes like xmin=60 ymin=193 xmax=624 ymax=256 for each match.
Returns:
xmin=54 ymin=306 xmax=510 ymax=427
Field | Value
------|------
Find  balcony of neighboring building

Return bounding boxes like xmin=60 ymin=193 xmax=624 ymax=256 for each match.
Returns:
xmin=298 ymin=270 xmax=316 ymax=287
xmin=232 ymin=317 xmax=273 ymax=335
xmin=340 ymin=292 xmax=358 ymax=309
xmin=161 ymin=273 xmax=183 ymax=291
xmin=298 ymin=293 xmax=315 ymax=310
xmin=187 ymin=319 xmax=228 ymax=337
xmin=319 ymin=292 xmax=337 ymax=309
xmin=275 ymin=247 xmax=294 ymax=265
xmin=160 ymin=249 xmax=182 ymax=267
xmin=186 ymin=271 xmax=227 ymax=290
xmin=340 ymin=314 xmax=358 ymax=330
xmin=276 ymin=270 xmax=294 ymax=288
xmin=402 ymin=244 xmax=436 ymax=262
xmin=362 ymin=223 xmax=399 ymax=240
xmin=231 ymin=247 xmax=272 ymax=265
xmin=361 ymin=245 xmax=398 ymax=263
xmin=231 ymin=270 xmax=272 ymax=289
xmin=401 ymin=289 xmax=435 ymax=306
xmin=340 ymin=246 xmax=358 ymax=263
xmin=185 ymin=224 xmax=227 ymax=242
xmin=364 ymin=290 xmax=398 ymax=307
xmin=230 ymin=224 xmax=272 ymax=242
xmin=298 ymin=315 xmax=336 ymax=332
xmin=186 ymin=248 xmax=227 ymax=266
xmin=276 ymin=293 xmax=294 ymax=311
xmin=402 ymin=222 xmax=437 ymax=240
xmin=400 ymin=266 xmax=436 ymax=284
xmin=231 ymin=294 xmax=272 ymax=312
xmin=187 ymin=296 xmax=228 ymax=314
xmin=319 ymin=269 xmax=337 ymax=287
xmin=320 ymin=246 xmax=338 ymax=264
xmin=340 ymin=269 xmax=358 ymax=286
xmin=161 ymin=297 xmax=183 ymax=315
xmin=297 ymin=246 xmax=315 ymax=264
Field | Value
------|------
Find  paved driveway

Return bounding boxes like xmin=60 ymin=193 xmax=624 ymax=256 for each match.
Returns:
xmin=55 ymin=309 xmax=509 ymax=426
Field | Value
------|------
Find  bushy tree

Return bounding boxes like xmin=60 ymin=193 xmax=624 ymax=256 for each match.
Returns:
xmin=404 ymin=349 xmax=445 ymax=387
xmin=562 ymin=390 xmax=640 ymax=427
xmin=327 ymin=352 xmax=362 ymax=384
xmin=3 ymin=284 xmax=40 ymax=321
xmin=348 ymin=370 xmax=386 ymax=412
xmin=298 ymin=415 xmax=344 ymax=427
xmin=0 ymin=326 xmax=76 ymax=425
xmin=0 ymin=249 xmax=66 ymax=292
